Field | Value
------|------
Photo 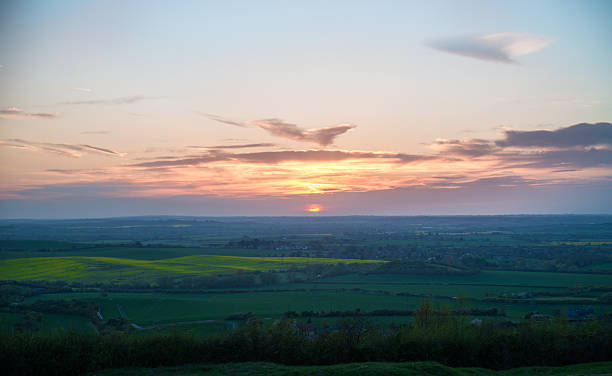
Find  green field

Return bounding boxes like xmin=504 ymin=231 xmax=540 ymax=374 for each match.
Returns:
xmin=7 ymin=259 xmax=612 ymax=332
xmin=0 ymin=255 xmax=382 ymax=282
xmin=90 ymin=361 xmax=612 ymax=376
xmin=3 ymin=217 xmax=612 ymax=375
xmin=316 ymin=270 xmax=612 ymax=287
xmin=583 ymin=262 xmax=612 ymax=270
xmin=304 ymin=271 xmax=612 ymax=294
xmin=0 ymin=312 xmax=95 ymax=335
xmin=2 ymin=243 xmax=612 ymax=334
xmin=28 ymin=291 xmax=418 ymax=326
xmin=0 ymin=312 xmax=23 ymax=334
xmin=27 ymin=284 xmax=612 ymax=329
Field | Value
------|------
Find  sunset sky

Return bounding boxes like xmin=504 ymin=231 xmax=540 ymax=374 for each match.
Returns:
xmin=1 ymin=0 xmax=611 ymax=217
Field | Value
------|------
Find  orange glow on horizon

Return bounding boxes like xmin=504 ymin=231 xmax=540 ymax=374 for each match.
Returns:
xmin=307 ymin=205 xmax=322 ymax=212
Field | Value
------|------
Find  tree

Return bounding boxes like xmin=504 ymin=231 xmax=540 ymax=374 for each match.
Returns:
xmin=414 ymin=298 xmax=434 ymax=328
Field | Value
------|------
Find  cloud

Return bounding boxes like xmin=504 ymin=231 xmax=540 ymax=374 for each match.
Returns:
xmin=432 ymin=138 xmax=497 ymax=157
xmin=132 ymin=149 xmax=436 ymax=168
xmin=79 ymin=144 xmax=123 ymax=156
xmin=72 ymin=87 xmax=92 ymax=92
xmin=203 ymin=113 xmax=249 ymax=127
xmin=4 ymin=176 xmax=611 ymax=217
xmin=429 ymin=33 xmax=550 ymax=63
xmin=0 ymin=107 xmax=59 ymax=119
xmin=0 ymin=138 xmax=125 ymax=157
xmin=2 ymin=118 xmax=611 ymax=214
xmin=197 ymin=121 xmax=612 ymax=172
xmin=503 ymin=149 xmax=612 ymax=169
xmin=234 ymin=150 xmax=432 ymax=164
xmin=58 ymin=96 xmax=158 ymax=105
xmin=189 ymin=143 xmax=277 ymax=149
xmin=81 ymin=130 xmax=111 ymax=135
xmin=6 ymin=181 xmax=144 ymax=200
xmin=45 ymin=168 xmax=103 ymax=175
xmin=250 ymin=119 xmax=356 ymax=146
xmin=206 ymin=114 xmax=356 ymax=146
xmin=495 ymin=122 xmax=612 ymax=148
xmin=431 ymin=123 xmax=612 ymax=169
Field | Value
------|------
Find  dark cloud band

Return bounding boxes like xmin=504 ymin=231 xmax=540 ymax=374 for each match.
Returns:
xmin=496 ymin=122 xmax=612 ymax=148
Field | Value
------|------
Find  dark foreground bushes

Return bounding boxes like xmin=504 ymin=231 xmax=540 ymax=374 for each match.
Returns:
xmin=1 ymin=316 xmax=611 ymax=376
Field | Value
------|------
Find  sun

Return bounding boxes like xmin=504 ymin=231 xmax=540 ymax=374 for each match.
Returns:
xmin=307 ymin=205 xmax=322 ymax=213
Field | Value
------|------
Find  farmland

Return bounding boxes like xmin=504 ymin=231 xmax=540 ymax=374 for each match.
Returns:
xmin=24 ymin=286 xmax=612 ymax=329
xmin=0 ymin=255 xmax=381 ymax=283
xmin=1 ymin=215 xmax=612 ymax=335
xmin=2 ymin=216 xmax=612 ymax=376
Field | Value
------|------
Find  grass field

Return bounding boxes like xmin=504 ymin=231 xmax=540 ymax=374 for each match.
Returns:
xmin=27 ymin=286 xmax=612 ymax=328
xmin=3 ymin=253 xmax=612 ymax=333
xmin=0 ymin=255 xmax=382 ymax=282
xmin=90 ymin=361 xmax=612 ymax=376
xmin=28 ymin=291 xmax=417 ymax=326
xmin=316 ymin=270 xmax=612 ymax=288
xmin=293 ymin=271 xmax=612 ymax=301
xmin=0 ymin=312 xmax=95 ymax=335
xmin=583 ymin=262 xmax=612 ymax=270
xmin=40 ymin=313 xmax=97 ymax=334
xmin=0 ymin=312 xmax=23 ymax=334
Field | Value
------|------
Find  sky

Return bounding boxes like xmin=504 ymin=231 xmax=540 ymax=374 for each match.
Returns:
xmin=0 ymin=0 xmax=611 ymax=217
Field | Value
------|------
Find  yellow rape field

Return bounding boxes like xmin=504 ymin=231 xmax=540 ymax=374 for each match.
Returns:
xmin=0 ymin=255 xmax=383 ymax=283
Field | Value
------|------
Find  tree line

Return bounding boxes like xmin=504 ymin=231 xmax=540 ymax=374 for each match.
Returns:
xmin=2 ymin=300 xmax=611 ymax=376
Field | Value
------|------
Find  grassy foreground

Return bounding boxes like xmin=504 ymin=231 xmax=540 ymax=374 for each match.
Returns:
xmin=90 ymin=361 xmax=612 ymax=376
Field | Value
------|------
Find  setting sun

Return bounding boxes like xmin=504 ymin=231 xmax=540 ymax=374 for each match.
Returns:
xmin=307 ymin=205 xmax=322 ymax=213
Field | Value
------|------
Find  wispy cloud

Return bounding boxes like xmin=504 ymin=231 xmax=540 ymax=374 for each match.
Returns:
xmin=2 ymin=120 xmax=610 ymax=206
xmin=206 ymin=114 xmax=356 ymax=146
xmin=58 ymin=96 xmax=158 ymax=105
xmin=431 ymin=138 xmax=497 ymax=157
xmin=125 ymin=121 xmax=612 ymax=199
xmin=203 ymin=113 xmax=249 ymax=127
xmin=429 ymin=33 xmax=550 ymax=63
xmin=503 ymin=148 xmax=612 ymax=169
xmin=132 ymin=149 xmax=436 ymax=168
xmin=80 ymin=130 xmax=111 ymax=135
xmin=0 ymin=107 xmax=59 ymax=119
xmin=250 ymin=119 xmax=356 ymax=146
xmin=72 ymin=87 xmax=92 ymax=92
xmin=189 ymin=143 xmax=276 ymax=149
xmin=0 ymin=138 xmax=125 ymax=157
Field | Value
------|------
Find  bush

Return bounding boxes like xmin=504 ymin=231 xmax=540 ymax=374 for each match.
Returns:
xmin=1 ymin=309 xmax=611 ymax=375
